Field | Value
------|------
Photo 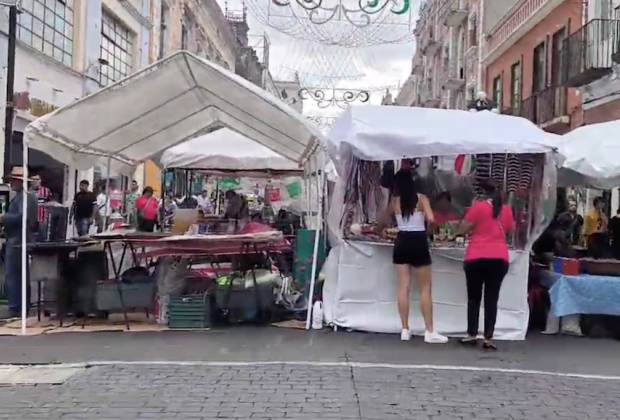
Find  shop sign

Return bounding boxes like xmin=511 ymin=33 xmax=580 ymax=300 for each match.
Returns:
xmin=13 ymin=91 xmax=59 ymax=117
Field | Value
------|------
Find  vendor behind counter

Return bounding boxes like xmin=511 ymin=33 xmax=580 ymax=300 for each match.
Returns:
xmin=583 ymin=197 xmax=609 ymax=258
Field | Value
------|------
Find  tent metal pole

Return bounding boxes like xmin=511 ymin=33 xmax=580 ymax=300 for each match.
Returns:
xmin=305 ymin=153 xmax=324 ymax=330
xmin=104 ymin=156 xmax=112 ymax=230
xmin=21 ymin=123 xmax=29 ymax=335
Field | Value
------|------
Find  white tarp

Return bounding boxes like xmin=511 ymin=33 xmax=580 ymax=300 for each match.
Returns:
xmin=328 ymin=106 xmax=561 ymax=163
xmin=159 ymin=128 xmax=303 ymax=175
xmin=24 ymin=51 xmax=323 ymax=174
xmin=558 ymin=120 xmax=620 ymax=189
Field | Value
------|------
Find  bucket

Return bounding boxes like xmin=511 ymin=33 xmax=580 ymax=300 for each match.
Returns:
xmin=552 ymin=258 xmax=563 ymax=273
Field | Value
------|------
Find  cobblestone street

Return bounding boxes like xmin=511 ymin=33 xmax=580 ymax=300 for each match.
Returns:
xmin=0 ymin=363 xmax=619 ymax=420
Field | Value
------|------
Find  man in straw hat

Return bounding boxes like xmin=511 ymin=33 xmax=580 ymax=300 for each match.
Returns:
xmin=1 ymin=167 xmax=38 ymax=318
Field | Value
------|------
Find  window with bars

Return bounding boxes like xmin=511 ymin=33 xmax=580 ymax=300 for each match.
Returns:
xmin=17 ymin=0 xmax=74 ymax=67
xmin=100 ymin=11 xmax=134 ymax=86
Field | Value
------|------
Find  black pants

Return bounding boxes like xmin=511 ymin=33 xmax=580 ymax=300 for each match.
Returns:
xmin=138 ymin=219 xmax=156 ymax=232
xmin=463 ymin=258 xmax=509 ymax=339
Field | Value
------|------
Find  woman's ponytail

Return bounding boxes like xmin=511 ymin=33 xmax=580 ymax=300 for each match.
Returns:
xmin=479 ymin=178 xmax=502 ymax=218
xmin=491 ymin=189 xmax=502 ymax=219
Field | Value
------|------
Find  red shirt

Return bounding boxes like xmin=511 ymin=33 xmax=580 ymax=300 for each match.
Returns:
xmin=463 ymin=200 xmax=515 ymax=262
xmin=135 ymin=195 xmax=159 ymax=220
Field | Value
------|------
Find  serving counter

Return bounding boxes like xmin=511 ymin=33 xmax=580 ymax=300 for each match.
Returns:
xmin=322 ymin=241 xmax=530 ymax=340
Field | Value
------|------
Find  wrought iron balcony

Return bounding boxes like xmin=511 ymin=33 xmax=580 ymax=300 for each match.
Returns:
xmin=443 ymin=0 xmax=468 ymax=28
xmin=515 ymin=86 xmax=569 ymax=129
xmin=562 ymin=19 xmax=620 ymax=87
xmin=535 ymin=85 xmax=569 ymax=129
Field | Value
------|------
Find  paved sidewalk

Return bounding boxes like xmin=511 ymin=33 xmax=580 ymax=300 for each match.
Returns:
xmin=0 ymin=364 xmax=618 ymax=420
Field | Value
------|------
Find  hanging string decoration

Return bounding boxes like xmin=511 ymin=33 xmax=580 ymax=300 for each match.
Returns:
xmin=306 ymin=116 xmax=338 ymax=132
xmin=245 ymin=0 xmax=418 ymax=47
xmin=299 ymin=87 xmax=370 ymax=108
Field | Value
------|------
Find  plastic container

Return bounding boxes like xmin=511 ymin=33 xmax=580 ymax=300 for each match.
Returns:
xmin=95 ymin=281 xmax=155 ymax=311
xmin=552 ymin=257 xmax=563 ymax=274
xmin=561 ymin=258 xmax=580 ymax=276
xmin=312 ymin=301 xmax=324 ymax=330
xmin=168 ymin=294 xmax=212 ymax=330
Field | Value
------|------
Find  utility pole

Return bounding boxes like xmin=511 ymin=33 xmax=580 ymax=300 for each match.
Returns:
xmin=2 ymin=1 xmax=18 ymax=177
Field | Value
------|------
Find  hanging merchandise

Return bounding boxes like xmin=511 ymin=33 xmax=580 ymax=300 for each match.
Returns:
xmin=109 ymin=188 xmax=123 ymax=211
xmin=268 ymin=187 xmax=282 ymax=202
xmin=286 ymin=180 xmax=302 ymax=198
xmin=453 ymin=155 xmax=474 ymax=175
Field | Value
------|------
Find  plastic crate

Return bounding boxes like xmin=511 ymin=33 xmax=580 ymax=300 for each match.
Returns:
xmin=214 ymin=284 xmax=275 ymax=312
xmin=168 ymin=294 xmax=211 ymax=330
xmin=96 ymin=281 xmax=155 ymax=311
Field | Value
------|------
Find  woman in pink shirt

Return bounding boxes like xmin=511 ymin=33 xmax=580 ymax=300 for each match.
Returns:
xmin=457 ymin=179 xmax=514 ymax=350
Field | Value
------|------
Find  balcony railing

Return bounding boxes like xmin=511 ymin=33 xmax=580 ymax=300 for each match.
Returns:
xmin=562 ymin=19 xmax=620 ymax=87
xmin=504 ymin=86 xmax=568 ymax=127
xmin=535 ymin=85 xmax=568 ymax=126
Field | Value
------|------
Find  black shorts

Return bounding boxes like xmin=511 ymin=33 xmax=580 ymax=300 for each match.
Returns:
xmin=392 ymin=231 xmax=432 ymax=267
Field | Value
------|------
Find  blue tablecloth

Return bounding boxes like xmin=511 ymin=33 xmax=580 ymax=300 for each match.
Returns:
xmin=549 ymin=274 xmax=620 ymax=317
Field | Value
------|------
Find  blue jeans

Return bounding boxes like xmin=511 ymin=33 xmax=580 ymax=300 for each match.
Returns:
xmin=76 ymin=218 xmax=91 ymax=237
xmin=6 ymin=245 xmax=31 ymax=315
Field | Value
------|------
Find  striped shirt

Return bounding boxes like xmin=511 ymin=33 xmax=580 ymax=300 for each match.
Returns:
xmin=31 ymin=187 xmax=51 ymax=222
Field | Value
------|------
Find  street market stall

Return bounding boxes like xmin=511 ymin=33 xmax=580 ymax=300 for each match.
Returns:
xmin=12 ymin=51 xmax=326 ymax=335
xmin=322 ymin=106 xmax=561 ymax=340
xmin=540 ymin=119 xmax=620 ymax=337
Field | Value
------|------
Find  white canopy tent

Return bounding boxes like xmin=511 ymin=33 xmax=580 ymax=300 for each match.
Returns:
xmin=18 ymin=51 xmax=326 ymax=334
xmin=557 ymin=120 xmax=620 ymax=189
xmin=24 ymin=51 xmax=323 ymax=174
xmin=328 ymin=106 xmax=562 ymax=163
xmin=323 ymin=106 xmax=562 ymax=339
xmin=159 ymin=128 xmax=303 ymax=177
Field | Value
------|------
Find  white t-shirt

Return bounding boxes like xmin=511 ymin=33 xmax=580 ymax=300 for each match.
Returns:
xmin=96 ymin=193 xmax=110 ymax=217
xmin=197 ymin=195 xmax=212 ymax=213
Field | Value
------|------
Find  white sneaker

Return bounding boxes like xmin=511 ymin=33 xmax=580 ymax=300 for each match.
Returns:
xmin=400 ymin=329 xmax=411 ymax=341
xmin=424 ymin=331 xmax=448 ymax=344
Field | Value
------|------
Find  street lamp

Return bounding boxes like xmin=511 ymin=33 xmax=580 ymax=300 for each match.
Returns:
xmin=81 ymin=58 xmax=109 ymax=97
xmin=3 ymin=0 xmax=20 ymax=176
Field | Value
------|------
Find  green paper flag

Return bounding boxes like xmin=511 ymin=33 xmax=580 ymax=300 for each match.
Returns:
xmin=218 ymin=178 xmax=240 ymax=191
xmin=286 ymin=181 xmax=302 ymax=198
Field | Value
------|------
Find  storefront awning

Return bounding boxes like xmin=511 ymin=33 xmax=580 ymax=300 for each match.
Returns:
xmin=24 ymin=51 xmax=323 ymax=174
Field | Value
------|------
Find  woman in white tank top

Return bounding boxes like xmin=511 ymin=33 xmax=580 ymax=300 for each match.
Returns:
xmin=378 ymin=169 xmax=448 ymax=344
